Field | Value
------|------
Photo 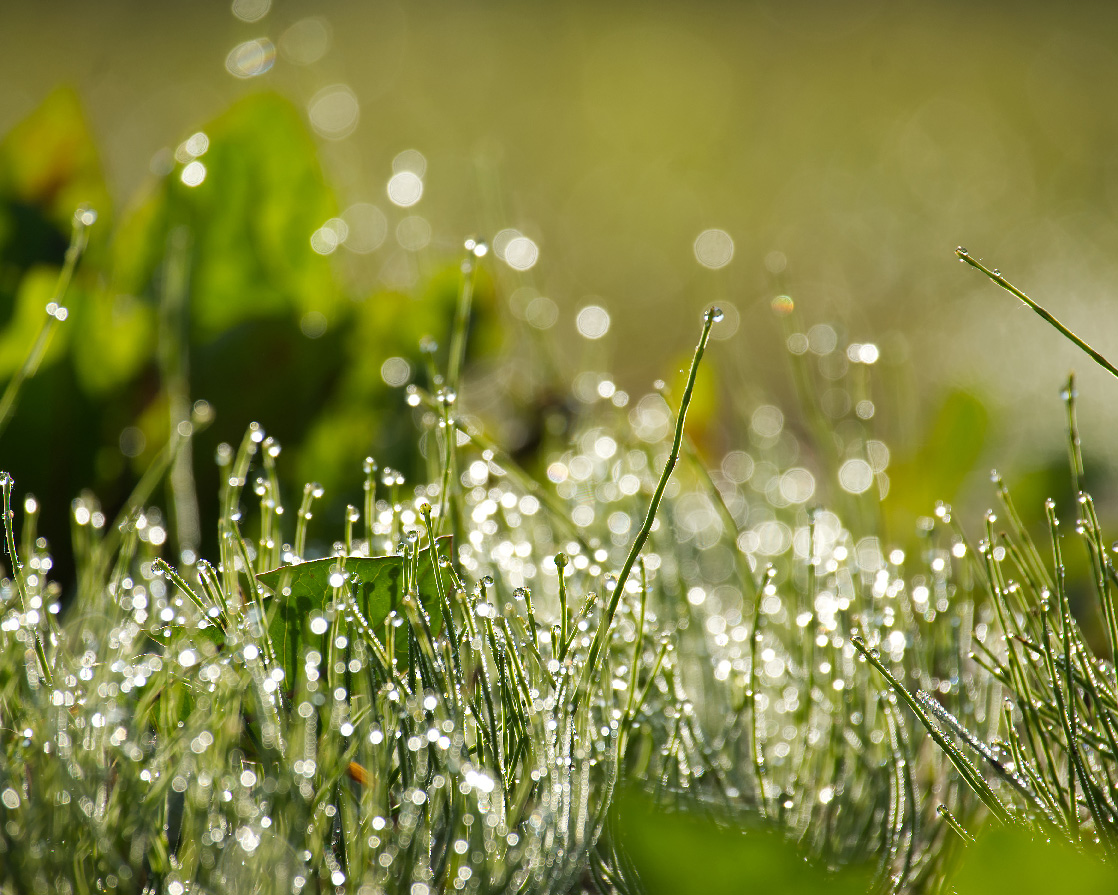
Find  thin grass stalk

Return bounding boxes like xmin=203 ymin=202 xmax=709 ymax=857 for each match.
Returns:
xmin=575 ymin=307 xmax=720 ymax=709
xmin=850 ymin=634 xmax=1012 ymax=825
xmin=956 ymin=249 xmax=1118 ymax=380
xmin=0 ymin=209 xmax=93 ymax=440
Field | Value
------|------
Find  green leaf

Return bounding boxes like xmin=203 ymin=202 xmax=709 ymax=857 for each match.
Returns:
xmin=70 ymin=289 xmax=155 ymax=395
xmin=257 ymin=536 xmax=452 ymax=684
xmin=615 ymin=790 xmax=872 ymax=895
xmin=885 ymin=388 xmax=987 ymax=532
xmin=0 ymin=266 xmax=71 ymax=378
xmin=111 ymin=92 xmax=340 ymax=339
xmin=0 ymin=86 xmax=112 ymax=233
xmin=949 ymin=827 xmax=1118 ymax=895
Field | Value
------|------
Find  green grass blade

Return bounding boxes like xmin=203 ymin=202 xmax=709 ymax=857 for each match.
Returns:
xmin=956 ymin=248 xmax=1118 ymax=380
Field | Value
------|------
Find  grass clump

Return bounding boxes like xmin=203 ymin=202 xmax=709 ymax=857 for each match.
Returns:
xmin=3 ymin=215 xmax=1118 ymax=895
xmin=860 ymin=259 xmax=1118 ymax=857
xmin=0 ymin=231 xmax=990 ymax=895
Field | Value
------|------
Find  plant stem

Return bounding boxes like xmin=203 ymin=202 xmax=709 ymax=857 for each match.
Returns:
xmin=956 ymin=248 xmax=1118 ymax=380
xmin=0 ymin=209 xmax=93 ymax=440
xmin=573 ymin=307 xmax=720 ymax=709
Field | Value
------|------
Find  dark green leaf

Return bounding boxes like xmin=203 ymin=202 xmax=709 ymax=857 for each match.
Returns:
xmin=257 ymin=536 xmax=452 ymax=684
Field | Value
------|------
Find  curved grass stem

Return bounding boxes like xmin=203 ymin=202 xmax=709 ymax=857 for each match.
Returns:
xmin=573 ymin=307 xmax=721 ymax=710
xmin=0 ymin=209 xmax=94 ymax=440
xmin=956 ymin=248 xmax=1118 ymax=380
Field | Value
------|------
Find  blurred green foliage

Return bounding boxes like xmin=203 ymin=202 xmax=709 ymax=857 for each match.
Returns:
xmin=884 ymin=389 xmax=987 ymax=540
xmin=617 ymin=793 xmax=1118 ymax=895
xmin=113 ymin=93 xmax=340 ymax=337
xmin=0 ymin=88 xmax=500 ymax=577
xmin=949 ymin=827 xmax=1118 ymax=895
xmin=615 ymin=791 xmax=872 ymax=895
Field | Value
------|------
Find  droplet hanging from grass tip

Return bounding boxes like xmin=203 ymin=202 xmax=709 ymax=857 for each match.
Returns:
xmin=73 ymin=207 xmax=97 ymax=228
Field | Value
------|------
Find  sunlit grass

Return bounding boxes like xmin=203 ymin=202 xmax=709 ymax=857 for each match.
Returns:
xmin=5 ymin=217 xmax=1118 ymax=895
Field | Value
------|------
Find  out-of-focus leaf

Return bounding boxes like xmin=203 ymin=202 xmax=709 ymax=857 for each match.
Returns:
xmin=0 ymin=87 xmax=111 ymax=231
xmin=670 ymin=353 xmax=718 ymax=457
xmin=70 ymin=291 xmax=155 ymax=395
xmin=112 ymin=92 xmax=340 ymax=338
xmin=110 ymin=187 xmax=168 ymax=306
xmin=950 ymin=827 xmax=1118 ymax=894
xmin=886 ymin=389 xmax=987 ymax=524
xmin=616 ymin=791 xmax=871 ymax=895
xmin=257 ymin=536 xmax=451 ymax=683
xmin=0 ymin=88 xmax=111 ymax=342
xmin=294 ymin=262 xmax=497 ymax=493
xmin=0 ymin=266 xmax=71 ymax=377
xmin=344 ymin=266 xmax=481 ymax=389
xmin=294 ymin=406 xmax=381 ymax=499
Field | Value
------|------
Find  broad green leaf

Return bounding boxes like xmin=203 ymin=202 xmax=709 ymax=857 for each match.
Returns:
xmin=257 ymin=536 xmax=452 ymax=684
xmin=111 ymin=92 xmax=340 ymax=339
xmin=949 ymin=827 xmax=1118 ymax=894
xmin=616 ymin=790 xmax=872 ymax=895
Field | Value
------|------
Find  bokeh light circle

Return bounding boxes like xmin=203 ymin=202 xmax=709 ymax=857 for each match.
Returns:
xmin=693 ymin=229 xmax=734 ymax=269
xmin=576 ymin=305 xmax=611 ymax=339
xmin=308 ymin=85 xmax=360 ymax=140
xmin=387 ymin=171 xmax=424 ymax=207
xmin=839 ymin=459 xmax=874 ymax=494
xmin=504 ymin=236 xmax=539 ymax=271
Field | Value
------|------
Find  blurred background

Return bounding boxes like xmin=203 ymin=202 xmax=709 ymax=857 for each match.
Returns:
xmin=3 ymin=0 xmax=1118 ymax=569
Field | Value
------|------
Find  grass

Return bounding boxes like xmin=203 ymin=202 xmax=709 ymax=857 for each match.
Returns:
xmin=2 ymin=210 xmax=1118 ymax=895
